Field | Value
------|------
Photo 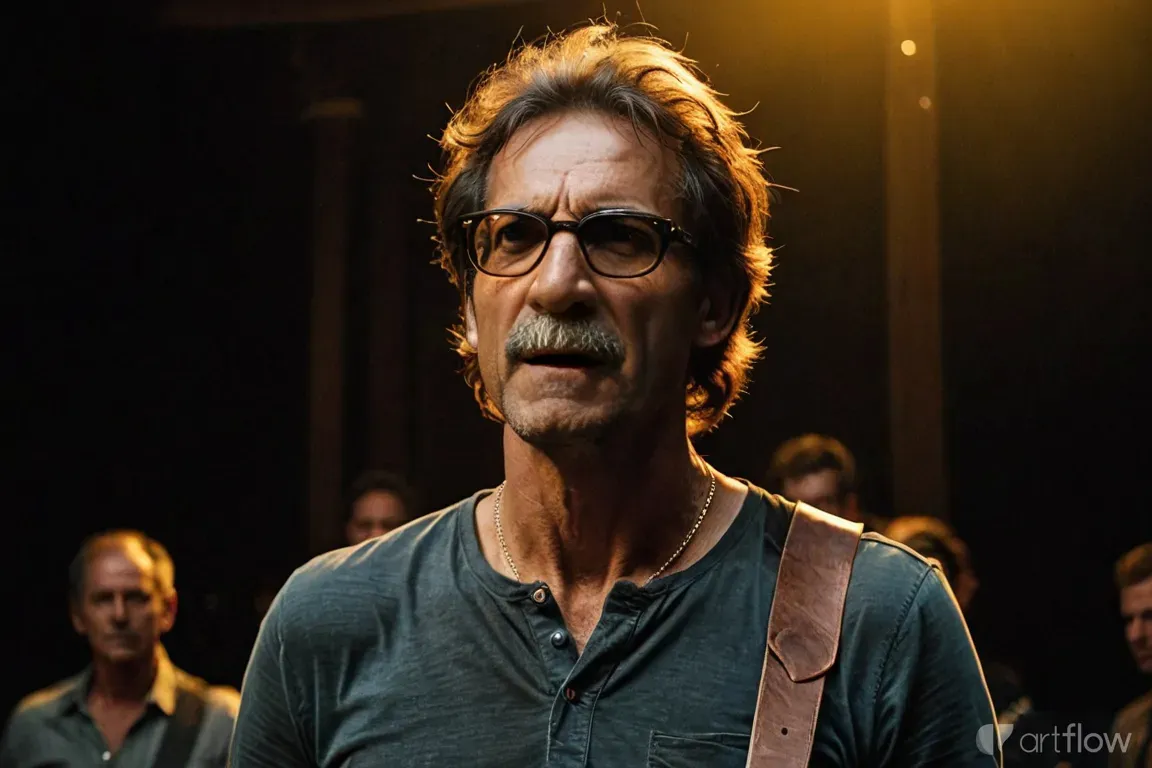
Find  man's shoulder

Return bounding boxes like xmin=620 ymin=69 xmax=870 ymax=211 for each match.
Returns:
xmin=846 ymin=531 xmax=943 ymax=613
xmin=803 ymin=527 xmax=950 ymax=658
xmin=1114 ymin=689 xmax=1152 ymax=731
xmin=174 ymin=669 xmax=241 ymax=719
xmin=831 ymin=531 xmax=976 ymax=687
xmin=275 ymin=497 xmax=471 ymax=613
xmin=853 ymin=531 xmax=939 ymax=586
xmin=751 ymin=485 xmax=938 ymax=601
xmin=5 ymin=674 xmax=82 ymax=726
xmin=749 ymin=487 xmax=944 ymax=630
xmin=202 ymin=684 xmax=241 ymax=710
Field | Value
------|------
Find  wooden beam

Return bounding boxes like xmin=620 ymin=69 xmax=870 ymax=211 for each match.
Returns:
xmin=163 ymin=0 xmax=542 ymax=28
xmin=365 ymin=168 xmax=412 ymax=475
xmin=305 ymin=97 xmax=362 ymax=555
xmin=885 ymin=0 xmax=947 ymax=518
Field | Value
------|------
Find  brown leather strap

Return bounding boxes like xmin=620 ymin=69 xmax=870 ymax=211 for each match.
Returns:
xmin=746 ymin=502 xmax=864 ymax=768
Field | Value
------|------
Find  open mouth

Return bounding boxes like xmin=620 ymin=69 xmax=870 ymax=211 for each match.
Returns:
xmin=523 ymin=352 xmax=604 ymax=368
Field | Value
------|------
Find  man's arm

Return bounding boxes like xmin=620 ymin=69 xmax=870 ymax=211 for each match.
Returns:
xmin=229 ymin=582 xmax=313 ymax=767
xmin=0 ymin=695 xmax=43 ymax=768
xmin=874 ymin=567 xmax=1002 ymax=767
xmin=0 ymin=712 xmax=24 ymax=768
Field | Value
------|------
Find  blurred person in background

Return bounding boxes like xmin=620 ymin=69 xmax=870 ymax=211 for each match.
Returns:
xmin=0 ymin=530 xmax=239 ymax=767
xmin=344 ymin=469 xmax=420 ymax=546
xmin=766 ymin=433 xmax=882 ymax=530
xmin=1110 ymin=542 xmax=1152 ymax=768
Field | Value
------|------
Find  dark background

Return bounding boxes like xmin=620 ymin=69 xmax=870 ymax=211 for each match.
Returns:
xmin=6 ymin=0 xmax=1150 ymax=727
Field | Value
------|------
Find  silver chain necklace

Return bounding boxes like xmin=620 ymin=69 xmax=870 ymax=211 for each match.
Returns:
xmin=492 ymin=470 xmax=718 ymax=587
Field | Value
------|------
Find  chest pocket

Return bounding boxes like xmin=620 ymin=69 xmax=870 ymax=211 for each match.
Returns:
xmin=647 ymin=731 xmax=750 ymax=768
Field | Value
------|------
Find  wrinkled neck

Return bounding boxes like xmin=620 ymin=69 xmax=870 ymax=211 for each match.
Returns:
xmin=498 ymin=415 xmax=711 ymax=589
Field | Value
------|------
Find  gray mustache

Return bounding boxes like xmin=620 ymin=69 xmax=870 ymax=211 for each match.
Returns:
xmin=505 ymin=315 xmax=626 ymax=366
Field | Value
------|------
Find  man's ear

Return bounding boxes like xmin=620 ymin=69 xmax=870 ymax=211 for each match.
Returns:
xmin=70 ymin=601 xmax=86 ymax=636
xmin=158 ymin=591 xmax=178 ymax=635
xmin=693 ymin=279 xmax=741 ymax=349
xmin=464 ymin=298 xmax=479 ymax=349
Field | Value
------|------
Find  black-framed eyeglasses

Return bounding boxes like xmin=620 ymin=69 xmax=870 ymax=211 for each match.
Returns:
xmin=457 ymin=208 xmax=697 ymax=279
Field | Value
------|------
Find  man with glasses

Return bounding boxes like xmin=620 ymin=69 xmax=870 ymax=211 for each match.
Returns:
xmin=230 ymin=23 xmax=999 ymax=767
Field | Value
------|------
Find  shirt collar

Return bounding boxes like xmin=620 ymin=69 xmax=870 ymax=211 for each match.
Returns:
xmin=146 ymin=645 xmax=179 ymax=715
xmin=458 ymin=483 xmax=763 ymax=601
xmin=61 ymin=645 xmax=179 ymax=718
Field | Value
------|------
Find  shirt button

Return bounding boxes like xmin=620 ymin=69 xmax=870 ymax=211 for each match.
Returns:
xmin=550 ymin=629 xmax=569 ymax=648
xmin=102 ymin=751 xmax=111 ymax=761
xmin=564 ymin=686 xmax=579 ymax=703
xmin=531 ymin=586 xmax=549 ymax=604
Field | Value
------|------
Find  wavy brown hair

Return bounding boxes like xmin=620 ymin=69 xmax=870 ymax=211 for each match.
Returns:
xmin=431 ymin=22 xmax=775 ymax=436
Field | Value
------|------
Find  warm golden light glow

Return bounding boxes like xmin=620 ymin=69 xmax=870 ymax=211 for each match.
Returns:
xmin=901 ymin=39 xmax=917 ymax=56
xmin=919 ymin=96 xmax=932 ymax=110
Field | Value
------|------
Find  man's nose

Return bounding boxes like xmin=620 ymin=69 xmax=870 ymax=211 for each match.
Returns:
xmin=526 ymin=230 xmax=596 ymax=315
xmin=111 ymin=595 xmax=128 ymax=622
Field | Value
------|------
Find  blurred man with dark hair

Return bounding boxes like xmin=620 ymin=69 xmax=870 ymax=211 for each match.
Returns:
xmin=344 ymin=469 xmax=419 ymax=546
xmin=0 ymin=530 xmax=239 ymax=767
xmin=1111 ymin=542 xmax=1152 ymax=768
xmin=767 ymin=433 xmax=870 ymax=526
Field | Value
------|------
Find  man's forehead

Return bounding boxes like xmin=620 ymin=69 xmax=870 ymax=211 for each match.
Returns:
xmin=354 ymin=490 xmax=407 ymax=516
xmin=1121 ymin=576 xmax=1152 ymax=608
xmin=783 ymin=469 xmax=840 ymax=493
xmin=487 ymin=111 xmax=678 ymax=211
xmin=88 ymin=539 xmax=153 ymax=579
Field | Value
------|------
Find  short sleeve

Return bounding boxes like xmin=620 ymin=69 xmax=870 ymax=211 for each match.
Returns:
xmin=229 ymin=577 xmax=313 ymax=767
xmin=873 ymin=567 xmax=1002 ymax=767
